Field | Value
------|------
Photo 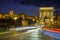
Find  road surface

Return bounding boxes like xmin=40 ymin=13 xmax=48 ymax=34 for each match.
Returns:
xmin=0 ymin=28 xmax=55 ymax=40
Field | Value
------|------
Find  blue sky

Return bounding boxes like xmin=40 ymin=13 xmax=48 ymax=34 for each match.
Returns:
xmin=0 ymin=0 xmax=60 ymax=16
xmin=0 ymin=0 xmax=39 ymax=16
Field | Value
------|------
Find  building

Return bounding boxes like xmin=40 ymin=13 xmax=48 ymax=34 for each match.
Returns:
xmin=9 ymin=10 xmax=14 ymax=17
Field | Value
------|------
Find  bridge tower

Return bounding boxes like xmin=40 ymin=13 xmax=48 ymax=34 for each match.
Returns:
xmin=39 ymin=7 xmax=54 ymax=25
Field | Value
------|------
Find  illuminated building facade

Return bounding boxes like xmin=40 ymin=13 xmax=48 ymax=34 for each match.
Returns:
xmin=39 ymin=7 xmax=54 ymax=25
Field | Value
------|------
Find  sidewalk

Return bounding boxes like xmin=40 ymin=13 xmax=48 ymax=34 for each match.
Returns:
xmin=42 ymin=27 xmax=60 ymax=39
xmin=0 ymin=31 xmax=11 ymax=34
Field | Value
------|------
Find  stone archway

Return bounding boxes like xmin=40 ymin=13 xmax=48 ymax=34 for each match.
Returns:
xmin=39 ymin=7 xmax=54 ymax=25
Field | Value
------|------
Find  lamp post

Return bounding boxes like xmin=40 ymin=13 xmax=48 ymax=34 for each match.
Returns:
xmin=13 ymin=17 xmax=18 ymax=27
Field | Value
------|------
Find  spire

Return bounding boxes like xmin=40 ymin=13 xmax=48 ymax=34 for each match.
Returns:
xmin=9 ymin=10 xmax=14 ymax=17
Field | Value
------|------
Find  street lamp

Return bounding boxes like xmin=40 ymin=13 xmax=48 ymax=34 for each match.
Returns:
xmin=13 ymin=17 xmax=18 ymax=27
xmin=14 ymin=17 xmax=18 ymax=20
xmin=33 ymin=18 xmax=35 ymax=21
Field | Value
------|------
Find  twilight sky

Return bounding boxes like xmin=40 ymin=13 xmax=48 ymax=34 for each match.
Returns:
xmin=0 ymin=0 xmax=60 ymax=16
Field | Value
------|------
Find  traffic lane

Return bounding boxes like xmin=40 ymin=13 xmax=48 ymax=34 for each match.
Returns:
xmin=24 ymin=30 xmax=55 ymax=40
xmin=0 ymin=30 xmax=27 ymax=38
xmin=9 ymin=27 xmax=38 ymax=31
xmin=0 ymin=29 xmax=55 ymax=40
xmin=0 ymin=28 xmax=39 ymax=39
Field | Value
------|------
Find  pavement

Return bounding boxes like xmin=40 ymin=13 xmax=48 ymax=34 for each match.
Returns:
xmin=0 ymin=27 xmax=56 ymax=40
xmin=0 ymin=32 xmax=11 ymax=34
